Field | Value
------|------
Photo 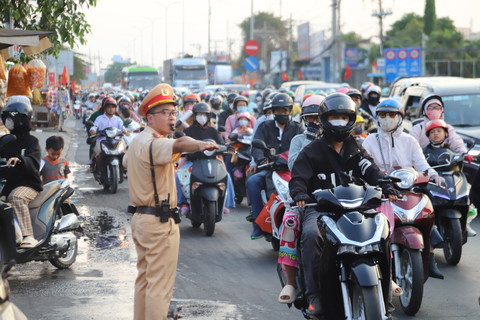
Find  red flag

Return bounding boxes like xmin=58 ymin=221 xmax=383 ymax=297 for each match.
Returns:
xmin=343 ymin=64 xmax=352 ymax=80
xmin=297 ymin=70 xmax=303 ymax=80
xmin=61 ymin=66 xmax=69 ymax=85
xmin=71 ymin=80 xmax=77 ymax=95
xmin=281 ymin=72 xmax=289 ymax=81
xmin=372 ymin=61 xmax=379 ymax=73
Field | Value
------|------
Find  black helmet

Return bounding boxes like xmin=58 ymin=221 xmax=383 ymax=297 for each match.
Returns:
xmin=262 ymin=88 xmax=273 ymax=101
xmin=192 ymin=102 xmax=211 ymax=124
xmin=346 ymin=88 xmax=362 ymax=101
xmin=318 ymin=93 xmax=357 ymax=142
xmin=420 ymin=94 xmax=444 ymax=116
xmin=209 ymin=95 xmax=223 ymax=110
xmin=227 ymin=92 xmax=239 ymax=104
xmin=1 ymin=102 xmax=33 ymax=132
xmin=271 ymin=93 xmax=293 ymax=111
xmin=262 ymin=92 xmax=278 ymax=113
xmin=233 ymin=95 xmax=249 ymax=109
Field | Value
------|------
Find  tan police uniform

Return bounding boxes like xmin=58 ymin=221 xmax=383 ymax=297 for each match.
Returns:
xmin=123 ymin=83 xmax=181 ymax=320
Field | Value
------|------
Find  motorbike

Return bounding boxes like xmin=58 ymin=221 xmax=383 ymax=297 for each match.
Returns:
xmin=73 ymin=102 xmax=82 ymax=120
xmin=424 ymin=147 xmax=471 ymax=265
xmin=389 ymin=167 xmax=436 ymax=316
xmin=179 ymin=142 xmax=229 ymax=236
xmin=88 ymin=126 xmax=126 ymax=194
xmin=280 ymin=180 xmax=391 ymax=320
xmin=0 ymin=135 xmax=81 ymax=270
xmin=0 ymin=262 xmax=27 ymax=320
xmin=122 ymin=119 xmax=142 ymax=148
xmin=227 ymin=132 xmax=253 ymax=204
xmin=251 ymin=139 xmax=291 ymax=251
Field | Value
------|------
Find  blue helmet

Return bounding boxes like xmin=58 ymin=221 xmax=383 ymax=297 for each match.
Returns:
xmin=376 ymin=98 xmax=404 ymax=117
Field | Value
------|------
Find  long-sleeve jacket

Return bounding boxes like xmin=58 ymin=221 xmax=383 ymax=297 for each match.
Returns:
xmin=289 ymin=136 xmax=383 ymax=202
xmin=288 ymin=133 xmax=313 ymax=171
xmin=363 ymin=126 xmax=437 ymax=177
xmin=252 ymin=120 xmax=303 ymax=165
xmin=0 ymin=132 xmax=42 ymax=196
xmin=409 ymin=118 xmax=467 ymax=153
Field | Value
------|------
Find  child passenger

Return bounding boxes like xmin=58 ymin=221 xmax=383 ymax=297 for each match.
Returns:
xmin=40 ymin=135 xmax=70 ymax=184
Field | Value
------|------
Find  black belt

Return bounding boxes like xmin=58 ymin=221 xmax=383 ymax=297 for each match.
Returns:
xmin=128 ymin=205 xmax=181 ymax=224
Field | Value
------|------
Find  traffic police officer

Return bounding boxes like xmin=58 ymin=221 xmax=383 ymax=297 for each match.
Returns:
xmin=123 ymin=83 xmax=218 ymax=320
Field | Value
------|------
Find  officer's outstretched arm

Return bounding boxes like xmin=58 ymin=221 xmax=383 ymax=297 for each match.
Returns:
xmin=173 ymin=136 xmax=219 ymax=154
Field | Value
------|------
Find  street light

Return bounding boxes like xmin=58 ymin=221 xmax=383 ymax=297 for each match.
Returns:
xmin=155 ymin=1 xmax=179 ymax=61
xmin=132 ymin=24 xmax=150 ymax=64
xmin=134 ymin=16 xmax=164 ymax=67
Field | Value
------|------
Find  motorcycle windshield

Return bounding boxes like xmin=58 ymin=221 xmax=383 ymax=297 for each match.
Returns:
xmin=336 ymin=212 xmax=380 ymax=243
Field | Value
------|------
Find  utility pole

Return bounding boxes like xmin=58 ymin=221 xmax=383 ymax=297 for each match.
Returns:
xmin=331 ymin=0 xmax=337 ymax=82
xmin=288 ymin=14 xmax=293 ymax=77
xmin=250 ymin=0 xmax=254 ymax=40
xmin=372 ymin=0 xmax=392 ymax=56
xmin=208 ymin=0 xmax=211 ymax=58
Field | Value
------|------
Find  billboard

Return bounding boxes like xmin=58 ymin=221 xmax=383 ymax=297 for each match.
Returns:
xmin=344 ymin=48 xmax=368 ymax=68
xmin=384 ymin=47 xmax=422 ymax=83
xmin=297 ymin=22 xmax=310 ymax=60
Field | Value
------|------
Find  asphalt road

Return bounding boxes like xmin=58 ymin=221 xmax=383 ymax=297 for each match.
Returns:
xmin=8 ymin=117 xmax=480 ymax=320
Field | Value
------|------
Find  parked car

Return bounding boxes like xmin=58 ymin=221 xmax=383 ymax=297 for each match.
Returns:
xmin=399 ymin=78 xmax=480 ymax=181
xmin=293 ymin=83 xmax=344 ymax=104
xmin=386 ymin=76 xmax=463 ymax=98
xmin=280 ymin=80 xmax=324 ymax=93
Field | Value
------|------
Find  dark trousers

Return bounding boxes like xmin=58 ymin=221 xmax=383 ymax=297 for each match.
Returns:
xmin=301 ymin=207 xmax=323 ymax=296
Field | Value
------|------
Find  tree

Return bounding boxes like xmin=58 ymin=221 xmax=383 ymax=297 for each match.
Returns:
xmin=0 ymin=0 xmax=97 ymax=56
xmin=104 ymin=62 xmax=132 ymax=84
xmin=385 ymin=13 xmax=423 ymax=48
xmin=424 ymin=0 xmax=436 ymax=36
xmin=72 ymin=52 xmax=88 ymax=82
xmin=238 ymin=12 xmax=288 ymax=73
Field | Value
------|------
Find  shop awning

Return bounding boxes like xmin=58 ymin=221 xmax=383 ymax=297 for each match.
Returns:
xmin=0 ymin=28 xmax=55 ymax=57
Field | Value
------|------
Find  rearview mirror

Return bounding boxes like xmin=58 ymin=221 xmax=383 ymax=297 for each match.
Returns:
xmin=0 ymin=134 xmax=16 ymax=151
xmin=252 ymin=139 xmax=268 ymax=150
xmin=228 ymin=133 xmax=238 ymax=141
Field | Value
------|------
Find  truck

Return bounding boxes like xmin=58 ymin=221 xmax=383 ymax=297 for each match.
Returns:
xmin=122 ymin=65 xmax=160 ymax=90
xmin=163 ymin=58 xmax=208 ymax=92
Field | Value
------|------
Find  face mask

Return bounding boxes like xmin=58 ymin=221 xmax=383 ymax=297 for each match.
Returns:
xmin=265 ymin=114 xmax=275 ymax=121
xmin=368 ymin=95 xmax=380 ymax=106
xmin=238 ymin=119 xmax=249 ymax=127
xmin=328 ymin=119 xmax=348 ymax=127
xmin=229 ymin=103 xmax=234 ymax=110
xmin=237 ymin=106 xmax=248 ymax=113
xmin=378 ymin=114 xmax=402 ymax=132
xmin=5 ymin=117 xmax=14 ymax=130
xmin=426 ymin=109 xmax=442 ymax=120
xmin=196 ymin=115 xmax=208 ymax=126
xmin=305 ymin=122 xmax=321 ymax=140
xmin=275 ymin=114 xmax=290 ymax=125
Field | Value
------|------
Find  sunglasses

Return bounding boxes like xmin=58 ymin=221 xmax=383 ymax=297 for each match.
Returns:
xmin=150 ymin=109 xmax=178 ymax=117
xmin=377 ymin=111 xmax=398 ymax=118
xmin=427 ymin=105 xmax=443 ymax=110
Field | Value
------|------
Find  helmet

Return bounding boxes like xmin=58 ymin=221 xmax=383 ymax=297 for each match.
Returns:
xmin=366 ymin=85 xmax=381 ymax=106
xmin=360 ymin=81 xmax=374 ymax=97
xmin=102 ymin=96 xmax=117 ymax=109
xmin=262 ymin=92 xmax=278 ymax=113
xmin=425 ymin=119 xmax=448 ymax=136
xmin=118 ymin=96 xmax=131 ymax=107
xmin=239 ymin=90 xmax=250 ymax=97
xmin=2 ymin=101 xmax=33 ymax=121
xmin=376 ymin=98 xmax=404 ymax=117
xmin=271 ymin=93 xmax=293 ymax=111
xmin=209 ymin=95 xmax=223 ymax=110
xmin=262 ymin=88 xmax=273 ymax=101
xmin=302 ymin=93 xmax=313 ymax=103
xmin=227 ymin=92 xmax=239 ymax=104
xmin=301 ymin=95 xmax=325 ymax=118
xmin=192 ymin=102 xmax=212 ymax=124
xmin=183 ymin=93 xmax=200 ymax=104
xmin=199 ymin=92 xmax=207 ymax=101
xmin=318 ymin=93 xmax=357 ymax=142
xmin=233 ymin=95 xmax=249 ymax=109
xmin=236 ymin=112 xmax=253 ymax=122
xmin=421 ymin=94 xmax=444 ymax=116
xmin=336 ymin=87 xmax=350 ymax=94
xmin=346 ymin=88 xmax=362 ymax=101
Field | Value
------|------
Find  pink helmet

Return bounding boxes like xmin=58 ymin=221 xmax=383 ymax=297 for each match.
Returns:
xmin=301 ymin=95 xmax=325 ymax=117
xmin=336 ymin=87 xmax=350 ymax=94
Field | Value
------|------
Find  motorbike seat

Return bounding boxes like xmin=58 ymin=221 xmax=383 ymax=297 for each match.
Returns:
xmin=28 ymin=181 xmax=62 ymax=209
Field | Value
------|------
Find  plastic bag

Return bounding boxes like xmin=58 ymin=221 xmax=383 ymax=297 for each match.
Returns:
xmin=32 ymin=89 xmax=43 ymax=105
xmin=6 ymin=64 xmax=31 ymax=97
xmin=26 ymin=59 xmax=46 ymax=89
xmin=0 ymin=55 xmax=6 ymax=81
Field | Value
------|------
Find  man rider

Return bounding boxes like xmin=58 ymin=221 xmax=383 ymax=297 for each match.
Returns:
xmin=0 ymin=101 xmax=43 ymax=249
xmin=289 ymin=93 xmax=398 ymax=317
xmin=247 ymin=93 xmax=303 ymax=239
xmin=217 ymin=92 xmax=238 ymax=128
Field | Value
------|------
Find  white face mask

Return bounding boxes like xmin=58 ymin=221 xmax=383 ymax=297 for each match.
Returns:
xmin=328 ymin=119 xmax=348 ymax=127
xmin=196 ymin=115 xmax=208 ymax=126
xmin=5 ymin=118 xmax=14 ymax=130
xmin=238 ymin=119 xmax=249 ymax=127
xmin=377 ymin=114 xmax=402 ymax=132
xmin=265 ymin=114 xmax=275 ymax=121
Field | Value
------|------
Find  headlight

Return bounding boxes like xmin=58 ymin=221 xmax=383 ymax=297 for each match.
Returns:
xmin=217 ymin=183 xmax=226 ymax=191
xmin=391 ymin=168 xmax=416 ymax=189
xmin=106 ymin=128 xmax=118 ymax=138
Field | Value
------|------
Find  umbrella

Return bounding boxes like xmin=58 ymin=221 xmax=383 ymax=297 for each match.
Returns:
xmin=0 ymin=28 xmax=55 ymax=58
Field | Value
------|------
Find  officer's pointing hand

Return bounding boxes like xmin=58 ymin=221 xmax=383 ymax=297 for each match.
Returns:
xmin=199 ymin=141 xmax=219 ymax=152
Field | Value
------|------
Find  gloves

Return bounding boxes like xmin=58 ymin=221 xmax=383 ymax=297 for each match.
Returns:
xmin=382 ymin=184 xmax=400 ymax=198
xmin=465 ymin=154 xmax=474 ymax=163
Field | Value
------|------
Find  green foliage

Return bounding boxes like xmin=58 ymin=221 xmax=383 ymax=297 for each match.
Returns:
xmin=104 ymin=62 xmax=132 ymax=84
xmin=72 ymin=52 xmax=88 ymax=82
xmin=385 ymin=13 xmax=423 ymax=48
xmin=0 ymin=0 xmax=97 ymax=57
xmin=424 ymin=0 xmax=436 ymax=35
xmin=342 ymin=32 xmax=369 ymax=48
xmin=238 ymin=12 xmax=288 ymax=71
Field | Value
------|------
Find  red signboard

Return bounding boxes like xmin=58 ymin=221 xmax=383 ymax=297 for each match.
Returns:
xmin=244 ymin=40 xmax=260 ymax=56
xmin=48 ymin=72 xmax=55 ymax=86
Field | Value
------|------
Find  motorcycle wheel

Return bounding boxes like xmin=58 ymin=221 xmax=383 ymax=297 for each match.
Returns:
xmin=271 ymin=237 xmax=280 ymax=252
xmin=49 ymin=240 xmax=78 ymax=269
xmin=204 ymin=200 xmax=216 ymax=237
xmin=442 ymin=218 xmax=462 ymax=265
xmin=235 ymin=195 xmax=243 ymax=205
xmin=351 ymin=283 xmax=383 ymax=320
xmin=109 ymin=164 xmax=119 ymax=194
xmin=398 ymin=248 xmax=424 ymax=316
xmin=191 ymin=220 xmax=201 ymax=228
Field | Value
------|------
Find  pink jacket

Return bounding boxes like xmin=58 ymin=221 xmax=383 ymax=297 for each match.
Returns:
xmin=410 ymin=118 xmax=467 ymax=153
xmin=224 ymin=113 xmax=256 ymax=139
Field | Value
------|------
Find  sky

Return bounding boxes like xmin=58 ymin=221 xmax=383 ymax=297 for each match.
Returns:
xmin=77 ymin=0 xmax=480 ymax=72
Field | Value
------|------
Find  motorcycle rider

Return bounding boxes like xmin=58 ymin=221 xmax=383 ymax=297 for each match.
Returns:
xmin=278 ymin=94 xmax=324 ymax=304
xmin=217 ymin=92 xmax=238 ymax=128
xmin=89 ymin=97 xmax=130 ymax=176
xmin=0 ymin=101 xmax=43 ymax=249
xmin=360 ymin=85 xmax=381 ymax=119
xmin=410 ymin=94 xmax=470 ymax=156
xmin=252 ymin=92 xmax=277 ymax=134
xmin=362 ymin=98 xmax=446 ymax=279
xmin=224 ymin=95 xmax=256 ymax=140
xmin=247 ymin=93 xmax=303 ymax=239
xmin=208 ymin=94 xmax=223 ymax=126
xmin=118 ymin=96 xmax=142 ymax=123
xmin=289 ymin=93 xmax=398 ymax=317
